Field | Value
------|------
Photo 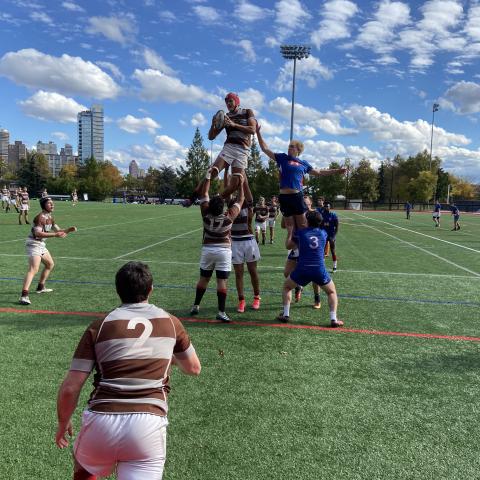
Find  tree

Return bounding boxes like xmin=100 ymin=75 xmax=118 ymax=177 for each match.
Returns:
xmin=157 ymin=166 xmax=177 ymax=199
xmin=246 ymin=139 xmax=266 ymax=199
xmin=46 ymin=164 xmax=78 ymax=194
xmin=348 ymin=159 xmax=379 ymax=202
xmin=450 ymin=177 xmax=476 ymax=200
xmin=307 ymin=161 xmax=346 ymax=201
xmin=78 ymin=157 xmax=122 ymax=200
xmin=176 ymin=128 xmax=210 ymax=197
xmin=17 ymin=151 xmax=51 ymax=194
xmin=407 ymin=171 xmax=437 ymax=202
xmin=435 ymin=168 xmax=450 ymax=201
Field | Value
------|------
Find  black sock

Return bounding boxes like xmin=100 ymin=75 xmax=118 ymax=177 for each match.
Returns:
xmin=36 ymin=283 xmax=44 ymax=291
xmin=314 ymin=293 xmax=321 ymax=303
xmin=217 ymin=289 xmax=227 ymax=312
xmin=194 ymin=286 xmax=206 ymax=306
xmin=21 ymin=289 xmax=29 ymax=296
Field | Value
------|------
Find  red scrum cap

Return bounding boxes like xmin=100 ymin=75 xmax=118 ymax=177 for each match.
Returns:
xmin=225 ymin=92 xmax=240 ymax=107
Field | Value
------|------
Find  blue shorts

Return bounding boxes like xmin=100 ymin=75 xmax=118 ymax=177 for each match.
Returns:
xmin=454 ymin=215 xmax=460 ymax=221
xmin=290 ymin=265 xmax=331 ymax=287
xmin=279 ymin=192 xmax=307 ymax=217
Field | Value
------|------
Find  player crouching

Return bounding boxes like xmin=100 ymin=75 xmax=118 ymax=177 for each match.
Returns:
xmin=19 ymin=197 xmax=76 ymax=305
xmin=277 ymin=210 xmax=343 ymax=328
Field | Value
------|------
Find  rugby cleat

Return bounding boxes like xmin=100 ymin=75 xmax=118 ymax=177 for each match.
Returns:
xmin=332 ymin=267 xmax=337 ymax=273
xmin=276 ymin=313 xmax=290 ymax=323
xmin=251 ymin=297 xmax=261 ymax=310
xmin=313 ymin=302 xmax=321 ymax=309
xmin=216 ymin=312 xmax=231 ymax=323
xmin=330 ymin=319 xmax=344 ymax=328
xmin=237 ymin=299 xmax=246 ymax=313
xmin=19 ymin=295 xmax=31 ymax=305
xmin=36 ymin=288 xmax=53 ymax=294
xmin=190 ymin=305 xmax=200 ymax=315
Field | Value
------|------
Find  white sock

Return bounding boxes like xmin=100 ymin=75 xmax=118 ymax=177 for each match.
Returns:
xmin=330 ymin=311 xmax=337 ymax=321
xmin=283 ymin=304 xmax=290 ymax=317
xmin=333 ymin=261 xmax=337 ymax=268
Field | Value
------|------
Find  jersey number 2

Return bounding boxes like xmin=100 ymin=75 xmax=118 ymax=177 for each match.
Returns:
xmin=127 ymin=317 xmax=153 ymax=354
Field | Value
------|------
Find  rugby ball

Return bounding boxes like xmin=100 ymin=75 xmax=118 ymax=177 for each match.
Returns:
xmin=213 ymin=110 xmax=225 ymax=130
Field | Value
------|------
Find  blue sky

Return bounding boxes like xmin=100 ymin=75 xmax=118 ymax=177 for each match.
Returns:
xmin=1 ymin=0 xmax=479 ymax=181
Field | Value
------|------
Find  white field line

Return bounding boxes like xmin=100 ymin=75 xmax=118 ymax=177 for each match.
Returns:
xmin=354 ymin=220 xmax=480 ymax=277
xmin=113 ymin=227 xmax=203 ymax=259
xmin=1 ymin=252 xmax=479 ymax=280
xmin=352 ymin=212 xmax=480 ymax=253
xmin=0 ymin=237 xmax=24 ymax=244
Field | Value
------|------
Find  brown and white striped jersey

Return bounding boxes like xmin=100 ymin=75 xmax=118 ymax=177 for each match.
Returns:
xmin=231 ymin=201 xmax=254 ymax=240
xmin=201 ymin=203 xmax=240 ymax=247
xmin=29 ymin=212 xmax=55 ymax=241
xmin=20 ymin=191 xmax=29 ymax=204
xmin=70 ymin=303 xmax=194 ymax=416
xmin=225 ymin=108 xmax=255 ymax=150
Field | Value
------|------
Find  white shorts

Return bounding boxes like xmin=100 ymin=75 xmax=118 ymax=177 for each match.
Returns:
xmin=1 ymin=195 xmax=8 ymax=202
xmin=200 ymin=246 xmax=232 ymax=272
xmin=20 ymin=204 xmax=29 ymax=211
xmin=26 ymin=239 xmax=48 ymax=257
xmin=232 ymin=238 xmax=260 ymax=264
xmin=433 ymin=212 xmax=441 ymax=218
xmin=74 ymin=410 xmax=168 ymax=480
xmin=10 ymin=199 xmax=16 ymax=205
xmin=268 ymin=218 xmax=276 ymax=227
xmin=217 ymin=143 xmax=249 ymax=170
xmin=255 ymin=221 xmax=267 ymax=232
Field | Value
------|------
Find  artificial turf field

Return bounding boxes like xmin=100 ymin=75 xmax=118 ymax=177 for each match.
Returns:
xmin=1 ymin=202 xmax=479 ymax=480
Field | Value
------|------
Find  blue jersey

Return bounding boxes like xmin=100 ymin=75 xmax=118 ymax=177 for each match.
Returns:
xmin=275 ymin=153 xmax=312 ymax=190
xmin=434 ymin=202 xmax=441 ymax=212
xmin=322 ymin=211 xmax=338 ymax=237
xmin=451 ymin=205 xmax=460 ymax=216
xmin=293 ymin=227 xmax=327 ymax=269
xmin=405 ymin=202 xmax=412 ymax=211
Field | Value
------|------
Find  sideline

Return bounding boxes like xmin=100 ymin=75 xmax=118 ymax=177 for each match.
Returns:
xmin=2 ymin=307 xmax=479 ymax=343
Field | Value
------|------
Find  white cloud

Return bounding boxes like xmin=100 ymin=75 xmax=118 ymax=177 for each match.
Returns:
xmin=269 ymin=97 xmax=357 ymax=135
xmin=237 ymin=88 xmax=265 ymax=112
xmin=19 ymin=90 xmax=87 ymax=123
xmin=465 ymin=4 xmax=480 ymax=42
xmin=142 ymin=47 xmax=175 ymax=75
xmin=275 ymin=55 xmax=333 ymax=90
xmin=191 ymin=113 xmax=206 ymax=126
xmin=256 ymin=117 xmax=287 ymax=135
xmin=238 ymin=40 xmax=256 ymax=62
xmin=154 ymin=135 xmax=182 ymax=150
xmin=133 ymin=68 xmax=221 ymax=108
xmin=61 ymin=1 xmax=84 ymax=12
xmin=275 ymin=0 xmax=310 ymax=27
xmin=117 ymin=114 xmax=160 ymax=134
xmin=30 ymin=11 xmax=53 ymax=25
xmin=87 ymin=14 xmax=137 ymax=45
xmin=96 ymin=61 xmax=124 ymax=81
xmin=51 ymin=131 xmax=69 ymax=141
xmin=311 ymin=0 xmax=359 ymax=49
xmin=442 ymin=81 xmax=480 ymax=114
xmin=0 ymin=49 xmax=121 ymax=99
xmin=159 ymin=10 xmax=176 ymax=22
xmin=193 ymin=5 xmax=221 ymax=23
xmin=235 ymin=1 xmax=271 ymax=22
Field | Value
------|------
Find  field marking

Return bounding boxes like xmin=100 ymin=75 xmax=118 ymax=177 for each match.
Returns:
xmin=2 ymin=307 xmax=480 ymax=343
xmin=352 ymin=212 xmax=480 ymax=254
xmin=351 ymin=220 xmax=480 ymax=278
xmin=0 ymin=238 xmax=24 ymax=244
xmin=113 ymin=227 xmax=203 ymax=259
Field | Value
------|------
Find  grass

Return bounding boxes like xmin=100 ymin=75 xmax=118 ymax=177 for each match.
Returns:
xmin=0 ymin=202 xmax=479 ymax=479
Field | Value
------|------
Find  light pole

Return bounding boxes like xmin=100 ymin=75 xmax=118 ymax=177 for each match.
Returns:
xmin=429 ymin=103 xmax=439 ymax=170
xmin=280 ymin=44 xmax=311 ymax=142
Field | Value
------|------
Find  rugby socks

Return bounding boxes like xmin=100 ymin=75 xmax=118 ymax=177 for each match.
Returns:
xmin=217 ymin=289 xmax=227 ymax=312
xmin=314 ymin=293 xmax=321 ymax=304
xmin=21 ymin=289 xmax=28 ymax=297
xmin=330 ymin=311 xmax=337 ymax=322
xmin=36 ymin=283 xmax=45 ymax=292
xmin=238 ymin=295 xmax=245 ymax=301
xmin=333 ymin=260 xmax=337 ymax=269
xmin=194 ymin=285 xmax=206 ymax=306
xmin=283 ymin=304 xmax=290 ymax=317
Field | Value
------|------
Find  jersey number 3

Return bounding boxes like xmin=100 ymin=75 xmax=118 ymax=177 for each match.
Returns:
xmin=309 ymin=236 xmax=319 ymax=249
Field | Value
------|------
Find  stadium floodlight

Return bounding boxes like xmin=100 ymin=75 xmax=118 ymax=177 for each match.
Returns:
xmin=429 ymin=103 xmax=440 ymax=171
xmin=280 ymin=44 xmax=311 ymax=142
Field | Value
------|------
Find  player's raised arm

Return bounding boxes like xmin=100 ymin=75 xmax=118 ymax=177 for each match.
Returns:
xmin=255 ymin=123 xmax=275 ymax=160
xmin=310 ymin=167 xmax=347 ymax=177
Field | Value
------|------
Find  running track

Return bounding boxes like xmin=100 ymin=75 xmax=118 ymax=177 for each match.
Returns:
xmin=2 ymin=307 xmax=480 ymax=343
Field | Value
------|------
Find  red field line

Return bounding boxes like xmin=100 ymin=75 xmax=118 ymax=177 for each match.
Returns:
xmin=2 ymin=307 xmax=480 ymax=343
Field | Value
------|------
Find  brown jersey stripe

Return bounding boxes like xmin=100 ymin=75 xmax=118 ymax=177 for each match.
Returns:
xmin=100 ymin=358 xmax=171 ymax=380
xmin=96 ymin=317 xmax=176 ymax=342
xmin=90 ymin=400 xmax=167 ymax=416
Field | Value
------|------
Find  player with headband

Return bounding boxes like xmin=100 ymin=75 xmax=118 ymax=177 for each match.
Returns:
xmin=184 ymin=92 xmax=256 ymax=206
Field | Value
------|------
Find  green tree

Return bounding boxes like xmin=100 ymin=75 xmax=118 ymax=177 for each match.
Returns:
xmin=407 ymin=171 xmax=437 ymax=202
xmin=348 ymin=159 xmax=379 ymax=202
xmin=308 ymin=161 xmax=346 ymax=201
xmin=157 ymin=166 xmax=178 ymax=199
xmin=176 ymin=128 xmax=210 ymax=197
xmin=246 ymin=138 xmax=266 ymax=199
xmin=17 ymin=151 xmax=51 ymax=194
xmin=46 ymin=164 xmax=78 ymax=194
xmin=435 ymin=168 xmax=450 ymax=201
xmin=78 ymin=157 xmax=122 ymax=200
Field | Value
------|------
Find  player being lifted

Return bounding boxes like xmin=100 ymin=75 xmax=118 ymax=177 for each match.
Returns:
xmin=190 ymin=173 xmax=244 ymax=322
xmin=254 ymin=196 xmax=268 ymax=245
xmin=278 ymin=210 xmax=343 ymax=327
xmin=184 ymin=92 xmax=256 ymax=206
xmin=267 ymin=196 xmax=279 ymax=244
xmin=19 ymin=197 xmax=76 ymax=305
xmin=255 ymin=124 xmax=346 ymax=229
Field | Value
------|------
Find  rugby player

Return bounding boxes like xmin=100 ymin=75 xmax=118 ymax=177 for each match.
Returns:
xmin=254 ymin=196 xmax=268 ymax=245
xmin=316 ymin=197 xmax=329 ymax=257
xmin=267 ymin=196 xmax=279 ymax=244
xmin=184 ymin=92 xmax=256 ymax=206
xmin=405 ymin=201 xmax=412 ymax=220
xmin=56 ymin=261 xmax=201 ymax=480
xmin=1 ymin=185 xmax=9 ymax=209
xmin=19 ymin=197 xmax=76 ymax=305
xmin=277 ymin=210 xmax=343 ymax=327
xmin=190 ymin=174 xmax=244 ymax=322
xmin=18 ymin=186 xmax=30 ymax=225
xmin=450 ymin=203 xmax=461 ymax=231
xmin=323 ymin=202 xmax=339 ymax=272
xmin=433 ymin=200 xmax=441 ymax=227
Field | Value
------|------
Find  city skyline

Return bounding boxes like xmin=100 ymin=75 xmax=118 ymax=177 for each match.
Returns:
xmin=0 ymin=0 xmax=479 ymax=181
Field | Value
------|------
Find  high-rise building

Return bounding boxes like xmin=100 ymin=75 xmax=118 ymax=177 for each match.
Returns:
xmin=78 ymin=104 xmax=104 ymax=164
xmin=8 ymin=140 xmax=27 ymax=170
xmin=129 ymin=159 xmax=139 ymax=178
xmin=36 ymin=140 xmax=58 ymax=155
xmin=45 ymin=143 xmax=77 ymax=177
xmin=0 ymin=128 xmax=9 ymax=163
